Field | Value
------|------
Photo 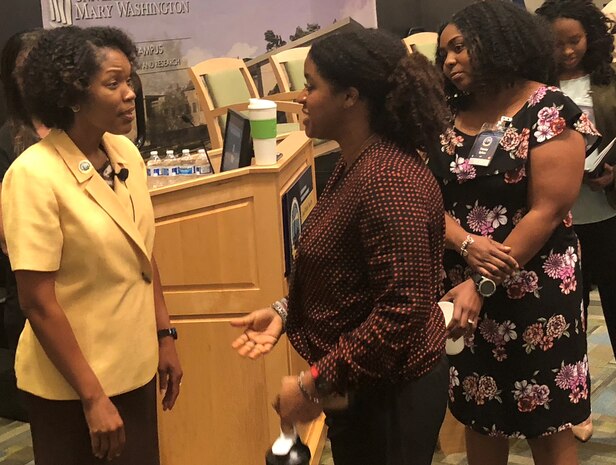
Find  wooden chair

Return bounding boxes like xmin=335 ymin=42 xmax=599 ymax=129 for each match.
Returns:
xmin=188 ymin=57 xmax=302 ymax=150
xmin=269 ymin=46 xmax=311 ymax=107
xmin=402 ymin=32 xmax=438 ymax=63
xmin=268 ymin=46 xmax=339 ymax=159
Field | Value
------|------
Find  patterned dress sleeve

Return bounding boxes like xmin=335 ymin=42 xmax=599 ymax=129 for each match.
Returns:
xmin=525 ymin=86 xmax=601 ymax=153
xmin=427 ymin=126 xmax=464 ymax=181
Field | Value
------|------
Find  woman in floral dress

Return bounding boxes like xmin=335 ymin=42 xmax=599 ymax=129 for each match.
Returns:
xmin=431 ymin=2 xmax=598 ymax=464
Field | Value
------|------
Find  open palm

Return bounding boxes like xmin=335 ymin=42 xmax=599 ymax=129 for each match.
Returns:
xmin=230 ymin=308 xmax=283 ymax=359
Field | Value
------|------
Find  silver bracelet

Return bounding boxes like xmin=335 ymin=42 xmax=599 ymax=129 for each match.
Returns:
xmin=271 ymin=299 xmax=288 ymax=333
xmin=297 ymin=371 xmax=320 ymax=404
xmin=460 ymin=234 xmax=475 ymax=257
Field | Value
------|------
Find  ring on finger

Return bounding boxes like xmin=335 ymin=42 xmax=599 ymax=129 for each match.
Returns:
xmin=467 ymin=318 xmax=475 ymax=325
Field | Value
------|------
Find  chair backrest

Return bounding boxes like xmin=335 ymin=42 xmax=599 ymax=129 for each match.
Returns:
xmin=402 ymin=32 xmax=438 ymax=63
xmin=189 ymin=57 xmax=260 ymax=149
xmin=269 ymin=46 xmax=310 ymax=95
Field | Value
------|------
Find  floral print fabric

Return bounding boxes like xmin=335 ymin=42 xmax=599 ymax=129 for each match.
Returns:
xmin=430 ymin=87 xmax=593 ymax=438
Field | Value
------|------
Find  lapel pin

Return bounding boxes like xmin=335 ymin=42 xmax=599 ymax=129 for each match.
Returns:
xmin=79 ymin=160 xmax=92 ymax=173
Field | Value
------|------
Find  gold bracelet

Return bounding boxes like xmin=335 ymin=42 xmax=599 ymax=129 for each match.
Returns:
xmin=460 ymin=234 xmax=474 ymax=257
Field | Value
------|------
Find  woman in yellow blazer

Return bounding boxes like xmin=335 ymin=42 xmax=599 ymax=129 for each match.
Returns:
xmin=1 ymin=26 xmax=182 ymax=464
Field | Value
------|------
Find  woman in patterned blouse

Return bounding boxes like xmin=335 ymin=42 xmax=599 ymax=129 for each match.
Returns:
xmin=232 ymin=29 xmax=451 ymax=465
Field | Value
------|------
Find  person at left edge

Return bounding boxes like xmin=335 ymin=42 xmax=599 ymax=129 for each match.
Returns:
xmin=1 ymin=26 xmax=182 ymax=465
xmin=0 ymin=28 xmax=47 ymax=422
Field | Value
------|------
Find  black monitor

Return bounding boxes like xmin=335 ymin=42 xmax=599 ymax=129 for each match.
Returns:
xmin=220 ymin=109 xmax=253 ymax=172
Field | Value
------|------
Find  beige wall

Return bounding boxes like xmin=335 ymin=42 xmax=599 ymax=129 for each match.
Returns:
xmin=184 ymin=88 xmax=205 ymax=126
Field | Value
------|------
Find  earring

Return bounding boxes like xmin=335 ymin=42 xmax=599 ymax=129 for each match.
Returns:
xmin=71 ymin=105 xmax=80 ymax=113
xmin=448 ymin=90 xmax=471 ymax=105
xmin=453 ymin=90 xmax=470 ymax=99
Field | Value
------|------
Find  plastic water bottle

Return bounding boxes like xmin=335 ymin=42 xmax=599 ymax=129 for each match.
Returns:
xmin=162 ymin=149 xmax=179 ymax=177
xmin=178 ymin=149 xmax=195 ymax=176
xmin=146 ymin=151 xmax=161 ymax=177
xmin=146 ymin=151 xmax=163 ymax=188
xmin=194 ymin=148 xmax=212 ymax=175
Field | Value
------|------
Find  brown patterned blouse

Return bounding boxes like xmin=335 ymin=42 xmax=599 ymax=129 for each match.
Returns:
xmin=287 ymin=140 xmax=447 ymax=394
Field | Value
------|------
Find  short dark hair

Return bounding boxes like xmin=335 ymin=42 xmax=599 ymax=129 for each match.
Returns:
xmin=436 ymin=0 xmax=556 ymax=110
xmin=308 ymin=28 xmax=450 ymax=154
xmin=536 ymin=0 xmax=615 ymax=86
xmin=22 ymin=26 xmax=137 ymax=130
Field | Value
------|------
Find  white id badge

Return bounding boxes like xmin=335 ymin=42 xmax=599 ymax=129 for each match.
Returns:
xmin=468 ymin=117 xmax=512 ymax=167
xmin=469 ymin=124 xmax=502 ymax=167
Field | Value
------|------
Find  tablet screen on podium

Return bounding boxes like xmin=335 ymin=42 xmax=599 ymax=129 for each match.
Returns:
xmin=220 ymin=109 xmax=253 ymax=172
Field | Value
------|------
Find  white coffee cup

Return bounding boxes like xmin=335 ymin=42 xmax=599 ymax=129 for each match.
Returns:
xmin=438 ymin=301 xmax=465 ymax=355
xmin=248 ymin=98 xmax=277 ymax=165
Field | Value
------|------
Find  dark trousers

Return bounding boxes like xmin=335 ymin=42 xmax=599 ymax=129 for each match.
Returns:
xmin=23 ymin=377 xmax=159 ymax=465
xmin=1 ymin=252 xmax=23 ymax=352
xmin=0 ymin=253 xmax=28 ymax=421
xmin=325 ymin=356 xmax=448 ymax=465
xmin=575 ymin=215 xmax=616 ymax=358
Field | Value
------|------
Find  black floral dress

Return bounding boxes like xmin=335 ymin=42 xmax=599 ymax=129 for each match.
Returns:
xmin=428 ymin=87 xmax=599 ymax=438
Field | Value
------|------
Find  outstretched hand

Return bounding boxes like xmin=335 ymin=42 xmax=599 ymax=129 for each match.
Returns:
xmin=230 ymin=308 xmax=283 ymax=359
xmin=464 ymin=235 xmax=518 ymax=283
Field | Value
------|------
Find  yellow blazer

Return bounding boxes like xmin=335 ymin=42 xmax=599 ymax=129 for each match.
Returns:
xmin=2 ymin=129 xmax=158 ymax=400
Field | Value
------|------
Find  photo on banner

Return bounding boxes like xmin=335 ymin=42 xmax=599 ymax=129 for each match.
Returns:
xmin=41 ymin=0 xmax=377 ymax=152
xmin=281 ymin=166 xmax=316 ymax=276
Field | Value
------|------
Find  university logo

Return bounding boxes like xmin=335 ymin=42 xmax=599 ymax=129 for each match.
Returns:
xmin=49 ymin=0 xmax=73 ymax=27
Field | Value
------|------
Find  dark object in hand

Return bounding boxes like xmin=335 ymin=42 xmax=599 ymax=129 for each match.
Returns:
xmin=265 ymin=437 xmax=311 ymax=465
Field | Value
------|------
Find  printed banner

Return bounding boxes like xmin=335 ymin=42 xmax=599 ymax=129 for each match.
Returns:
xmin=41 ymin=0 xmax=377 ymax=151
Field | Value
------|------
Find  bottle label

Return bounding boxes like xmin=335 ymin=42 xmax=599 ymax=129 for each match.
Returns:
xmin=178 ymin=166 xmax=195 ymax=175
xmin=196 ymin=165 xmax=212 ymax=175
xmin=148 ymin=167 xmax=161 ymax=177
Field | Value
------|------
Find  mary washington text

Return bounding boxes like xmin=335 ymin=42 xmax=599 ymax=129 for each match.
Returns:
xmin=74 ymin=1 xmax=190 ymax=20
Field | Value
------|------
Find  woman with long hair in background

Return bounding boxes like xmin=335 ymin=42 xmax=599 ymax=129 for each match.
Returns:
xmin=537 ymin=0 xmax=616 ymax=442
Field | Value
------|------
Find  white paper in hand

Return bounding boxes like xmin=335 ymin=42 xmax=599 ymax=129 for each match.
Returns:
xmin=439 ymin=301 xmax=465 ymax=355
xmin=585 ymin=136 xmax=616 ymax=174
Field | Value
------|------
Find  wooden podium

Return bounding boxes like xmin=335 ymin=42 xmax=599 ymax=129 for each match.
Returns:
xmin=150 ymin=132 xmax=326 ymax=465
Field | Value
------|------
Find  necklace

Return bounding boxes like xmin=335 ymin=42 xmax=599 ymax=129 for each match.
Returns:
xmin=342 ymin=133 xmax=380 ymax=172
